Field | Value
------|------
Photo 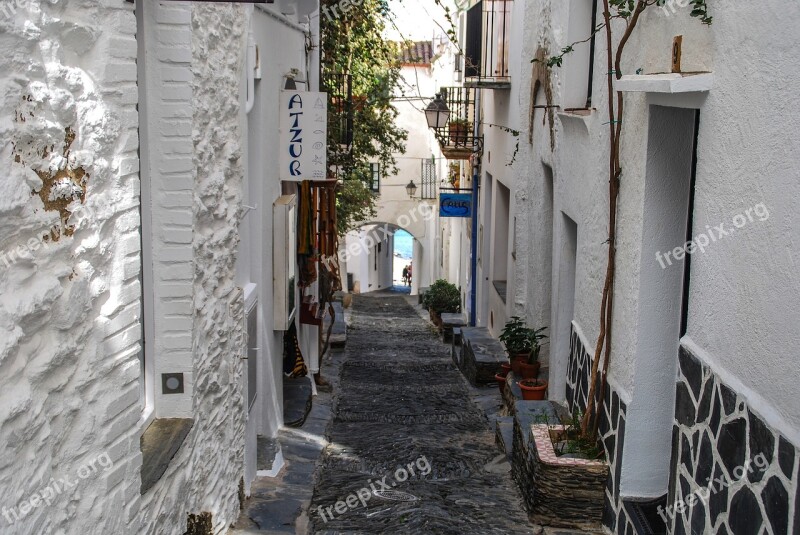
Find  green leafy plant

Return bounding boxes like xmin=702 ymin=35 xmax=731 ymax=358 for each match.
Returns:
xmin=533 ymin=410 xmax=604 ymax=459
xmin=528 ymin=326 xmax=548 ymax=363
xmin=448 ymin=118 xmax=471 ymax=128
xmin=552 ymin=410 xmax=603 ymax=460
xmin=422 ymin=279 xmax=461 ymax=314
xmin=499 ymin=316 xmax=548 ymax=359
xmin=321 ymin=0 xmax=408 ymax=235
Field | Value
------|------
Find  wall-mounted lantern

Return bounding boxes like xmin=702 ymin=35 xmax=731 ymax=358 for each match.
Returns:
xmin=424 ymin=93 xmax=450 ymax=130
xmin=406 ymin=180 xmax=418 ymax=199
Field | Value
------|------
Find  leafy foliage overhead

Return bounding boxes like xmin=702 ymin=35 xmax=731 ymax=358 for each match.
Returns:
xmin=321 ymin=0 xmax=408 ymax=235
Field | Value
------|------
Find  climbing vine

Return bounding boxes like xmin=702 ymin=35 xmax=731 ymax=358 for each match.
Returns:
xmin=535 ymin=0 xmax=712 ymax=440
xmin=483 ymin=123 xmax=520 ymax=166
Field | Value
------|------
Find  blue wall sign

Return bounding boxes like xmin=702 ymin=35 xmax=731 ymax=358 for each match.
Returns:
xmin=439 ymin=193 xmax=473 ymax=218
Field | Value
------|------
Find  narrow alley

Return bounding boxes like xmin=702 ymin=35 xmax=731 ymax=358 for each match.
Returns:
xmin=2 ymin=1 xmax=799 ymax=534
xmin=307 ymin=293 xmax=530 ymax=533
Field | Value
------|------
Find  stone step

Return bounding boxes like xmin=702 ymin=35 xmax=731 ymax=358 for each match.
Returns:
xmin=256 ymin=435 xmax=284 ymax=476
xmin=495 ymin=417 xmax=514 ymax=460
xmin=283 ymin=375 xmax=313 ymax=428
xmin=440 ymin=312 xmax=467 ymax=344
xmin=458 ymin=326 xmax=507 ymax=386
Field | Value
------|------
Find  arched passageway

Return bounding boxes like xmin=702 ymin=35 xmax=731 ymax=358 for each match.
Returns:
xmin=342 ymin=222 xmax=426 ymax=295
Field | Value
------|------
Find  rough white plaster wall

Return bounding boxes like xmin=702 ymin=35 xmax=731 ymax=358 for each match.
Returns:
xmin=137 ymin=4 xmax=248 ymax=535
xmin=509 ymin=0 xmax=800 ymax=455
xmin=679 ymin=1 xmax=800 ymax=438
xmin=0 ymin=1 xmax=143 ymax=534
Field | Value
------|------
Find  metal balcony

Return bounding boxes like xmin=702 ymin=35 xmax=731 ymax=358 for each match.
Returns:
xmin=323 ymin=74 xmax=355 ymax=165
xmin=433 ymin=86 xmax=483 ymax=160
xmin=464 ymin=0 xmax=512 ymax=89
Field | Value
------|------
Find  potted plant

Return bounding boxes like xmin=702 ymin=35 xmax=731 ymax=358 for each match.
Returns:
xmin=500 ymin=316 xmax=538 ymax=376
xmin=520 ymin=326 xmax=547 ymax=380
xmin=448 ymin=118 xmax=472 ymax=145
xmin=518 ymin=378 xmax=548 ymax=400
xmin=448 ymin=162 xmax=461 ymax=188
xmin=422 ymin=279 xmax=461 ymax=327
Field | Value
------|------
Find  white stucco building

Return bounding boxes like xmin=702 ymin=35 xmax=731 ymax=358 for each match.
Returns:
xmin=441 ymin=0 xmax=800 ymax=532
xmin=0 ymin=1 xmax=322 ymax=533
xmin=343 ymin=38 xmax=457 ymax=296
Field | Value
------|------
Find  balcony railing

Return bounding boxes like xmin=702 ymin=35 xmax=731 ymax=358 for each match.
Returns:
xmin=433 ymin=86 xmax=482 ymax=159
xmin=324 ymin=73 xmax=353 ymax=150
xmin=420 ymin=158 xmax=439 ymax=200
xmin=464 ymin=0 xmax=512 ymax=88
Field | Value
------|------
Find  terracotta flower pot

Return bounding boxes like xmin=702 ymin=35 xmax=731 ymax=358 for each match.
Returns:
xmin=510 ymin=353 xmax=529 ymax=376
xmin=499 ymin=363 xmax=512 ymax=377
xmin=519 ymin=379 xmax=548 ymax=401
xmin=520 ymin=361 xmax=541 ymax=380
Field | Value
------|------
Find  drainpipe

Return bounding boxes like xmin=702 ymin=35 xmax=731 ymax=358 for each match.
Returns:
xmin=469 ymin=88 xmax=482 ymax=327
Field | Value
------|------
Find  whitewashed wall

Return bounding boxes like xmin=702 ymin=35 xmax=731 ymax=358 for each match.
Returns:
xmin=0 ymin=1 xmax=144 ymax=533
xmin=136 ymin=4 xmax=249 ymax=535
xmin=506 ymin=0 xmax=800 ymax=531
xmin=237 ymin=4 xmax=315 ymax=492
xmin=0 ymin=1 xmax=254 ymax=533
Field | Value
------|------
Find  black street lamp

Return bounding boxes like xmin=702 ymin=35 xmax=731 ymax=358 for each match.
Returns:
xmin=406 ymin=180 xmax=418 ymax=198
xmin=424 ymin=93 xmax=450 ymax=130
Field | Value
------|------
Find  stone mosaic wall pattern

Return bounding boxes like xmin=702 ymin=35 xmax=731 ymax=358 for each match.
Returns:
xmin=670 ymin=346 xmax=799 ymax=535
xmin=565 ymin=326 xmax=637 ymax=534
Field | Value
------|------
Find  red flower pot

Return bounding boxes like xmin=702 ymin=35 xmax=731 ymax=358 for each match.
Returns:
xmin=519 ymin=379 xmax=548 ymax=401
xmin=519 ymin=361 xmax=541 ymax=380
xmin=499 ymin=363 xmax=512 ymax=377
xmin=510 ymin=354 xmax=528 ymax=376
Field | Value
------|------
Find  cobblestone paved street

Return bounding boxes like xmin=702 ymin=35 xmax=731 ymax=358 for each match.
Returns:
xmin=309 ymin=293 xmax=534 ymax=534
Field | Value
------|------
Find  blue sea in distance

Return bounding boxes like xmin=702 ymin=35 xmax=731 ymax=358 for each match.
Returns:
xmin=394 ymin=229 xmax=413 ymax=259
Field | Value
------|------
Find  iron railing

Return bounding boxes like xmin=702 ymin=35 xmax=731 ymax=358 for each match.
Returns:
xmin=433 ymin=86 xmax=482 ymax=159
xmin=420 ymin=158 xmax=438 ymax=200
xmin=324 ymin=73 xmax=353 ymax=150
xmin=464 ymin=0 xmax=512 ymax=88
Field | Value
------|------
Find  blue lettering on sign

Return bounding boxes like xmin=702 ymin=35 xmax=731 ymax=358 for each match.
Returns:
xmin=439 ymin=193 xmax=472 ymax=218
xmin=288 ymin=94 xmax=303 ymax=176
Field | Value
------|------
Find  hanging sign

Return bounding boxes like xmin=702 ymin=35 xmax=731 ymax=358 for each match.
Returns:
xmin=439 ymin=192 xmax=473 ymax=217
xmin=279 ymin=91 xmax=328 ymax=181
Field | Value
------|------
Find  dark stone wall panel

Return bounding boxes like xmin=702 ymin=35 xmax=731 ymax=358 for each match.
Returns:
xmin=670 ymin=346 xmax=799 ymax=535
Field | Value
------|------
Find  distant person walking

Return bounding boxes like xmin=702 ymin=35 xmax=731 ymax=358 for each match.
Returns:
xmin=407 ymin=263 xmax=412 ymax=287
xmin=402 ymin=265 xmax=409 ymax=286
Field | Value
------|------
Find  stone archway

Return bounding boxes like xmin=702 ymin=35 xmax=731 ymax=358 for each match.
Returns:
xmin=341 ymin=221 xmax=425 ymax=295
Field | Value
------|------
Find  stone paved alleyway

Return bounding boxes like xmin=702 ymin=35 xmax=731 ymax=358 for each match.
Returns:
xmin=308 ymin=293 xmax=534 ymax=534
